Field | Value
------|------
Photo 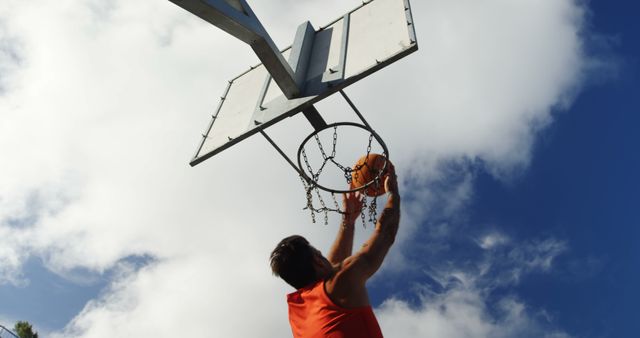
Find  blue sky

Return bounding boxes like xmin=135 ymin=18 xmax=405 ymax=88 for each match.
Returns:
xmin=0 ymin=0 xmax=638 ymax=337
xmin=467 ymin=2 xmax=639 ymax=334
xmin=470 ymin=65 xmax=640 ymax=336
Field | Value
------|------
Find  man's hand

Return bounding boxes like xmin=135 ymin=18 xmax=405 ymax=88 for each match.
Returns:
xmin=342 ymin=191 xmax=364 ymax=226
xmin=384 ymin=163 xmax=398 ymax=197
xmin=378 ymin=163 xmax=399 ymax=237
xmin=327 ymin=192 xmax=362 ymax=265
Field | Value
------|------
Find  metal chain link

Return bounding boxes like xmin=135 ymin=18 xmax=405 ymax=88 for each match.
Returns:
xmin=314 ymin=185 xmax=329 ymax=225
xmin=314 ymin=134 xmax=329 ymax=160
xmin=331 ymin=126 xmax=338 ymax=158
xmin=360 ymin=195 xmax=368 ymax=227
xmin=301 ymin=148 xmax=315 ymax=180
xmin=299 ymin=175 xmax=316 ymax=223
xmin=315 ymin=158 xmax=330 ymax=182
xmin=331 ymin=192 xmax=340 ymax=211
xmin=368 ymin=188 xmax=378 ymax=223
xmin=366 ymin=133 xmax=373 ymax=157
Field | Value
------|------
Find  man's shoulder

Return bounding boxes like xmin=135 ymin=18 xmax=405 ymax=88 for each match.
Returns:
xmin=332 ymin=252 xmax=371 ymax=282
xmin=325 ymin=257 xmax=370 ymax=308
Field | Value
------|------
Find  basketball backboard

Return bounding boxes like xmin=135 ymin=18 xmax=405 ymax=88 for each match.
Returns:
xmin=186 ymin=0 xmax=418 ymax=166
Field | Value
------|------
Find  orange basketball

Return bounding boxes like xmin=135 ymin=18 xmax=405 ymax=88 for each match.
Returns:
xmin=351 ymin=153 xmax=390 ymax=197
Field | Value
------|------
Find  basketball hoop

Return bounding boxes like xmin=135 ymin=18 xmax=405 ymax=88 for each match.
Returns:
xmin=297 ymin=122 xmax=389 ymax=194
xmin=296 ymin=121 xmax=389 ymax=226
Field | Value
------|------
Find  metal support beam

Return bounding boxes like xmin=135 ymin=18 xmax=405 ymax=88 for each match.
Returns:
xmin=260 ymin=130 xmax=304 ymax=176
xmin=169 ymin=0 xmax=300 ymax=98
xmin=339 ymin=90 xmax=372 ymax=130
xmin=223 ymin=0 xmax=247 ymax=13
xmin=288 ymin=21 xmax=316 ymax=91
xmin=302 ymin=106 xmax=328 ymax=131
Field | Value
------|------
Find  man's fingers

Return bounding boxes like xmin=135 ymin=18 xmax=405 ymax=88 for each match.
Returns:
xmin=382 ymin=162 xmax=398 ymax=193
xmin=343 ymin=191 xmax=364 ymax=213
xmin=384 ymin=172 xmax=398 ymax=194
xmin=385 ymin=162 xmax=396 ymax=176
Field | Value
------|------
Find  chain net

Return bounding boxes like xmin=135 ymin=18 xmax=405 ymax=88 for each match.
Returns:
xmin=299 ymin=125 xmax=387 ymax=227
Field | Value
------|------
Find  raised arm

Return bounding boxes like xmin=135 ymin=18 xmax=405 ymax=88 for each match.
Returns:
xmin=326 ymin=191 xmax=363 ymax=265
xmin=340 ymin=165 xmax=400 ymax=282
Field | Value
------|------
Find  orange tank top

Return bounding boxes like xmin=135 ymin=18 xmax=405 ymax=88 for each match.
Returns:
xmin=287 ymin=280 xmax=383 ymax=338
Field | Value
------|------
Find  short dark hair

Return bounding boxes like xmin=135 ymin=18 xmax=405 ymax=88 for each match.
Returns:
xmin=270 ymin=235 xmax=317 ymax=289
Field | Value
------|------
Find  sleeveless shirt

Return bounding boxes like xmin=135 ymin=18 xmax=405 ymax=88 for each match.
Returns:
xmin=287 ymin=280 xmax=383 ymax=338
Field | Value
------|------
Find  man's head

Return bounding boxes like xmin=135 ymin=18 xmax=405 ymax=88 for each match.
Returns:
xmin=270 ymin=235 xmax=333 ymax=289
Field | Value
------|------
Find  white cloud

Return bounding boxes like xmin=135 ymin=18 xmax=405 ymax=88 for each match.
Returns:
xmin=52 ymin=256 xmax=293 ymax=337
xmin=478 ymin=236 xmax=568 ymax=287
xmin=0 ymin=226 xmax=29 ymax=286
xmin=377 ymin=235 xmax=570 ymax=338
xmin=477 ymin=233 xmax=510 ymax=250
xmin=0 ymin=0 xmax=599 ymax=336
xmin=377 ymin=289 xmax=571 ymax=338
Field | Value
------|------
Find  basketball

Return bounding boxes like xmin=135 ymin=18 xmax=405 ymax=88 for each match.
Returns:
xmin=351 ymin=153 xmax=390 ymax=197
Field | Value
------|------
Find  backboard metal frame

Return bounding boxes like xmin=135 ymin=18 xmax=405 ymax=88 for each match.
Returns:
xmin=188 ymin=0 xmax=418 ymax=166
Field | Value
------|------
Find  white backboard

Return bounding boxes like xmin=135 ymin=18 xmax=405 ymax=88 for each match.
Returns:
xmin=191 ymin=0 xmax=417 ymax=166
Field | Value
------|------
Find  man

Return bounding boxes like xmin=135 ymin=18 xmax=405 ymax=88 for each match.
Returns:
xmin=270 ymin=165 xmax=400 ymax=338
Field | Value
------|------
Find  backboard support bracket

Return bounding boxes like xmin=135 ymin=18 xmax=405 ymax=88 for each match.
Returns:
xmin=169 ymin=0 xmax=301 ymax=98
xmin=302 ymin=106 xmax=328 ymax=131
xmin=259 ymin=129 xmax=305 ymax=178
xmin=289 ymin=21 xmax=316 ymax=90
